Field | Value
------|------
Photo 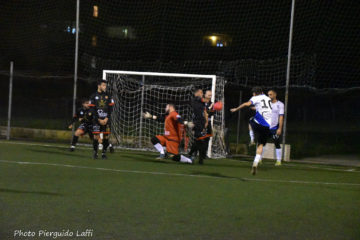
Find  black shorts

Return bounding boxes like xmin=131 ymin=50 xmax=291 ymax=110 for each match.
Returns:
xmin=78 ymin=123 xmax=92 ymax=134
xmin=92 ymin=124 xmax=111 ymax=135
xmin=250 ymin=119 xmax=271 ymax=146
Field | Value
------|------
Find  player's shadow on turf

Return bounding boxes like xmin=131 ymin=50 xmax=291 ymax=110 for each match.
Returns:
xmin=128 ymin=157 xmax=172 ymax=164
xmin=196 ymin=161 xmax=253 ymax=170
xmin=0 ymin=188 xmax=63 ymax=196
xmin=190 ymin=171 xmax=243 ymax=180
xmin=27 ymin=148 xmax=89 ymax=159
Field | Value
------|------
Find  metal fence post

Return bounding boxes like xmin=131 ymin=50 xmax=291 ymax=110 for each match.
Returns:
xmin=72 ymin=0 xmax=80 ymax=139
xmin=7 ymin=61 xmax=14 ymax=140
xmin=282 ymin=0 xmax=295 ymax=161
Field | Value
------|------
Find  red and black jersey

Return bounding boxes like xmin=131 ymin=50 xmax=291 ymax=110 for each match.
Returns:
xmin=70 ymin=107 xmax=94 ymax=125
xmin=191 ymin=96 xmax=206 ymax=127
xmin=89 ymin=91 xmax=115 ymax=120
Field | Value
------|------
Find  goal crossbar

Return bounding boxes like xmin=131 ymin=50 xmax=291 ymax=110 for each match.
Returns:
xmin=103 ymin=70 xmax=216 ymax=80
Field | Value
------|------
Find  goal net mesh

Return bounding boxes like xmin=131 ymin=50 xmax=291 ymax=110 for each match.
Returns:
xmin=105 ymin=72 xmax=226 ymax=158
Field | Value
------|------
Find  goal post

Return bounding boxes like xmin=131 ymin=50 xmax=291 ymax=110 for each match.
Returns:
xmin=102 ymin=70 xmax=226 ymax=158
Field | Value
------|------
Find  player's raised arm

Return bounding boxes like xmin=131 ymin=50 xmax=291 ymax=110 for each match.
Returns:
xmin=230 ymin=101 xmax=252 ymax=112
xmin=143 ymin=112 xmax=165 ymax=122
xmin=171 ymin=112 xmax=194 ymax=128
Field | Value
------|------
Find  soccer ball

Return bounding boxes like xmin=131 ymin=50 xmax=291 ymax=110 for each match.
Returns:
xmin=213 ymin=101 xmax=223 ymax=111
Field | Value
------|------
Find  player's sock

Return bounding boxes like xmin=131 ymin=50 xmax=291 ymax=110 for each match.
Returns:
xmin=71 ymin=136 xmax=79 ymax=146
xmin=154 ymin=143 xmax=165 ymax=154
xmin=276 ymin=148 xmax=282 ymax=162
xmin=261 ymin=146 xmax=265 ymax=159
xmin=249 ymin=130 xmax=255 ymax=143
xmin=109 ymin=143 xmax=114 ymax=153
xmin=102 ymin=139 xmax=109 ymax=153
xmin=93 ymin=139 xmax=99 ymax=152
xmin=180 ymin=155 xmax=192 ymax=164
xmin=253 ymin=154 xmax=262 ymax=167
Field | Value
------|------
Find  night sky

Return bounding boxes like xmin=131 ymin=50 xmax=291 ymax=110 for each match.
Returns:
xmin=0 ymin=0 xmax=359 ymax=88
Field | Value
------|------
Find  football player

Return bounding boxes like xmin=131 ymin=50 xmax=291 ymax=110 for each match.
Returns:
xmin=231 ymin=87 xmax=272 ymax=175
xmin=143 ymin=104 xmax=193 ymax=164
xmin=89 ymin=80 xmax=115 ymax=159
xmin=68 ymin=99 xmax=94 ymax=151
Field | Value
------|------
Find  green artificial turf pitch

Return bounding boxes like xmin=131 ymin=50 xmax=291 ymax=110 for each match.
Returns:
xmin=0 ymin=140 xmax=359 ymax=240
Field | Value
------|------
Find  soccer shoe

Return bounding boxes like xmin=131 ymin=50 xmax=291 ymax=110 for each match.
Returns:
xmin=199 ymin=158 xmax=204 ymax=165
xmin=93 ymin=151 xmax=98 ymax=160
xmin=69 ymin=146 xmax=75 ymax=152
xmin=102 ymin=153 xmax=107 ymax=160
xmin=156 ymin=153 xmax=166 ymax=160
xmin=109 ymin=145 xmax=115 ymax=153
xmin=251 ymin=166 xmax=257 ymax=175
xmin=275 ymin=161 xmax=282 ymax=166
xmin=98 ymin=144 xmax=103 ymax=151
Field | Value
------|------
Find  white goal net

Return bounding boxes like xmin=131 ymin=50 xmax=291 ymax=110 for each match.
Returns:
xmin=103 ymin=70 xmax=226 ymax=158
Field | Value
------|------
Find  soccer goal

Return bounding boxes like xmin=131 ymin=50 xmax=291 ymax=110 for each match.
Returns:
xmin=103 ymin=70 xmax=226 ymax=158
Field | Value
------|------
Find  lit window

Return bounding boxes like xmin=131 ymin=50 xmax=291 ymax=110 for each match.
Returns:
xmin=106 ymin=26 xmax=136 ymax=39
xmin=93 ymin=5 xmax=98 ymax=18
xmin=203 ymin=34 xmax=232 ymax=47
xmin=92 ymin=35 xmax=97 ymax=47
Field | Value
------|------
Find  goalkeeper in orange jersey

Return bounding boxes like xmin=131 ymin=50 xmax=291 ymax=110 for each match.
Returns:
xmin=143 ymin=103 xmax=194 ymax=164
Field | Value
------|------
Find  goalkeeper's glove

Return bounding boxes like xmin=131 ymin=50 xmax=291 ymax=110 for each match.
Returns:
xmin=184 ymin=121 xmax=195 ymax=129
xmin=143 ymin=112 xmax=157 ymax=120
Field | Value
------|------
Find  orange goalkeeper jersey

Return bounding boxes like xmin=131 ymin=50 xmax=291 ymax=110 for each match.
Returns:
xmin=164 ymin=111 xmax=183 ymax=141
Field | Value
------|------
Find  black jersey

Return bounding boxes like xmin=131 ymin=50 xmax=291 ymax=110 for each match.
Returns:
xmin=191 ymin=96 xmax=206 ymax=127
xmin=204 ymin=100 xmax=215 ymax=118
xmin=203 ymin=100 xmax=215 ymax=135
xmin=89 ymin=91 xmax=115 ymax=120
xmin=70 ymin=107 xmax=93 ymax=125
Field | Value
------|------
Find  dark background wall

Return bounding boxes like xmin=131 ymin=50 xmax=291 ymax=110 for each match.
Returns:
xmin=0 ymin=0 xmax=359 ymax=158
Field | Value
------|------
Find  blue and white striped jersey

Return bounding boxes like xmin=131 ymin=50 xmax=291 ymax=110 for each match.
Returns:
xmin=250 ymin=94 xmax=272 ymax=127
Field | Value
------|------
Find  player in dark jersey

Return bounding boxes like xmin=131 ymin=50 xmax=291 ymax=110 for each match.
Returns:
xmin=188 ymin=89 xmax=214 ymax=164
xmin=89 ymin=80 xmax=115 ymax=159
xmin=188 ymin=89 xmax=205 ymax=161
xmin=197 ymin=90 xmax=215 ymax=164
xmin=68 ymin=99 xmax=94 ymax=151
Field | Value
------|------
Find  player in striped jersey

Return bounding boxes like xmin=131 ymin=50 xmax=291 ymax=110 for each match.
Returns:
xmin=231 ymin=86 xmax=272 ymax=175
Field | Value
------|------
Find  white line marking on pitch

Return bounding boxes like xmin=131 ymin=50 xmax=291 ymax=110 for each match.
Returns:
xmin=0 ymin=160 xmax=359 ymax=187
xmin=1 ymin=141 xmax=359 ymax=173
